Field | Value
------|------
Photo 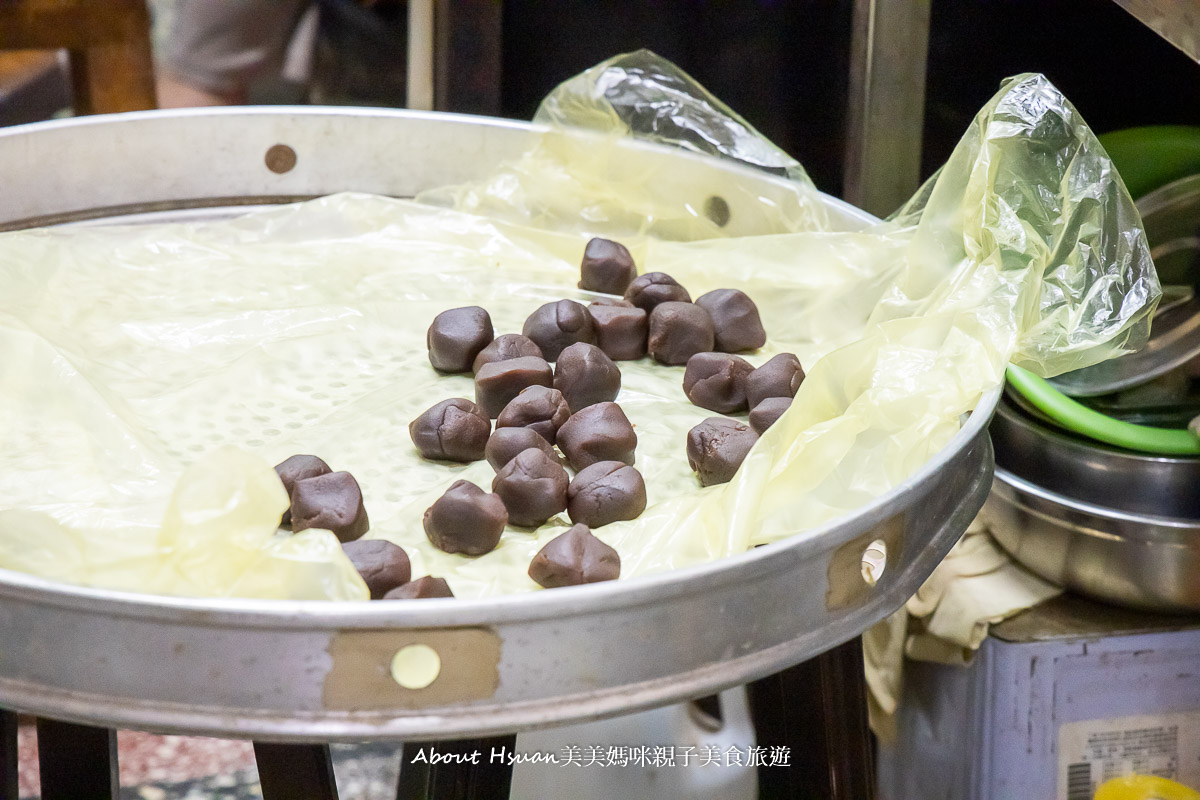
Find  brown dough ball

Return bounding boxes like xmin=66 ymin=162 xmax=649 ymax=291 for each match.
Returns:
xmin=485 ymin=426 xmax=560 ymax=471
xmin=491 ymin=447 xmax=570 ymax=527
xmin=474 ymin=356 xmax=554 ymax=418
xmin=423 ymin=480 xmax=508 ymax=556
xmin=580 ymin=237 xmax=637 ymax=295
xmin=427 ymin=306 xmax=494 ymax=373
xmin=290 ymin=471 xmax=371 ymax=542
xmin=555 ymin=401 xmax=638 ymax=471
xmin=745 ymin=353 xmax=805 ymax=409
xmin=648 ymin=301 xmax=714 ymax=365
xmin=408 ymin=398 xmax=491 ymax=462
xmin=521 ymin=299 xmax=597 ymax=362
xmin=472 ymin=333 xmax=544 ymax=374
xmin=554 ymin=342 xmax=622 ymax=413
xmin=624 ymin=272 xmax=691 ymax=311
xmin=695 ymin=289 xmax=767 ymax=353
xmin=495 ymin=385 xmax=572 ymax=444
xmin=274 ymin=454 xmax=332 ymax=527
xmin=528 ymin=524 xmax=621 ymax=588
xmin=567 ymin=461 xmax=647 ymax=528
xmin=342 ymin=540 xmax=411 ymax=599
xmin=686 ymin=418 xmax=759 ymax=487
xmin=588 ymin=302 xmax=648 ymax=361
xmin=682 ymin=352 xmax=754 ymax=413
xmin=749 ymin=396 xmax=792 ymax=434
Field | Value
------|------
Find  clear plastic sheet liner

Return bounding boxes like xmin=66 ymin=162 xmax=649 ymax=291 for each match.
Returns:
xmin=419 ymin=50 xmax=831 ymax=238
xmin=0 ymin=57 xmax=1158 ymax=600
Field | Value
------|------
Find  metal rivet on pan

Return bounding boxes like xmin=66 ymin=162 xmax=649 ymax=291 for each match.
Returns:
xmin=265 ymin=144 xmax=297 ymax=174
xmin=704 ymin=195 xmax=731 ymax=227
xmin=861 ymin=539 xmax=888 ymax=587
xmin=391 ymin=644 xmax=441 ymax=689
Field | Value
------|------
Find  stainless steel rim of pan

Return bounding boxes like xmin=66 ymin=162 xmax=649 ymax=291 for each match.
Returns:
xmin=0 ymin=108 xmax=999 ymax=739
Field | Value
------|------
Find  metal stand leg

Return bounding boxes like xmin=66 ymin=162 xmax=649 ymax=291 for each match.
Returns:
xmin=747 ymin=637 xmax=876 ymax=800
xmin=396 ymin=734 xmax=517 ymax=800
xmin=0 ymin=710 xmax=16 ymax=800
xmin=253 ymin=742 xmax=340 ymax=800
xmin=36 ymin=718 xmax=118 ymax=800
xmin=844 ymin=0 xmax=932 ymax=218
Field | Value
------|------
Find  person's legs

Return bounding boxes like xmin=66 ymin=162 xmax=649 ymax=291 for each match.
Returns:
xmin=156 ymin=0 xmax=309 ymax=107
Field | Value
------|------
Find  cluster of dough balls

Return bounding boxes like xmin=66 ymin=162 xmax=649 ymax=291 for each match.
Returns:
xmin=273 ymin=455 xmax=446 ymax=599
xmin=411 ymin=238 xmax=676 ymax=589
xmin=682 ymin=351 xmax=804 ymax=486
xmin=409 ymin=236 xmax=808 ymax=591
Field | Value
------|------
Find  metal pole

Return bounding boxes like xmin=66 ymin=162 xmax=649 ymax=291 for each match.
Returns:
xmin=407 ymin=0 xmax=436 ymax=111
xmin=1112 ymin=0 xmax=1200 ymax=63
xmin=844 ymin=0 xmax=932 ymax=218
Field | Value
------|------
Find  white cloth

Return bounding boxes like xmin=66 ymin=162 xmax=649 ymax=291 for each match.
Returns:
xmin=864 ymin=510 xmax=1062 ymax=741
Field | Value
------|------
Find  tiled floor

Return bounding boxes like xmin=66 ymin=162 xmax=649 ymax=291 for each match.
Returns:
xmin=17 ymin=724 xmax=403 ymax=800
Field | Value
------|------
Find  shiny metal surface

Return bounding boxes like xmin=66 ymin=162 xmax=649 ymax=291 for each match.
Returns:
xmin=844 ymin=0 xmax=931 ymax=218
xmin=1048 ymin=294 xmax=1200 ymax=397
xmin=1050 ymin=173 xmax=1200 ymax=397
xmin=988 ymin=468 xmax=1200 ymax=613
xmin=992 ymin=394 xmax=1200 ymax=518
xmin=0 ymin=108 xmax=999 ymax=740
xmin=1137 ymin=172 xmax=1200 ymax=285
xmin=1112 ymin=0 xmax=1200 ymax=64
xmin=0 ymin=106 xmax=871 ymax=234
xmin=406 ymin=0 xmax=435 ymax=111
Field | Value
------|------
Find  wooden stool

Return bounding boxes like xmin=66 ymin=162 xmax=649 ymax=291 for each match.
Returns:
xmin=0 ymin=0 xmax=156 ymax=115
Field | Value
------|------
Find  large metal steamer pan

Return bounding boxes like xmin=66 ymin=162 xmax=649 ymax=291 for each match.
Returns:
xmin=0 ymin=108 xmax=999 ymax=741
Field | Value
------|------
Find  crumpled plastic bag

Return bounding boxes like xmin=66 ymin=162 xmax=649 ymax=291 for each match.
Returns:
xmin=533 ymin=49 xmax=817 ymax=188
xmin=0 ymin=57 xmax=1157 ymax=600
xmin=417 ymin=49 xmax=831 ymax=239
xmin=889 ymin=74 xmax=1159 ymax=376
xmin=0 ymin=443 xmax=365 ymax=600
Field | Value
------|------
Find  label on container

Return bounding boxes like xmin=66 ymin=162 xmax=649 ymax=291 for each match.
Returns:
xmin=1058 ymin=711 xmax=1200 ymax=800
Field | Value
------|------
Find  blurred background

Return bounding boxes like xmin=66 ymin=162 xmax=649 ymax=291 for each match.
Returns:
xmin=3 ymin=0 xmax=1200 ymax=201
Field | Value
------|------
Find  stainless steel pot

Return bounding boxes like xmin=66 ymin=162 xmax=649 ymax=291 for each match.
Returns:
xmin=0 ymin=108 xmax=999 ymax=741
xmin=992 ymin=393 xmax=1200 ymax=518
xmin=1137 ymin=172 xmax=1200 ymax=287
xmin=987 ymin=468 xmax=1200 ymax=613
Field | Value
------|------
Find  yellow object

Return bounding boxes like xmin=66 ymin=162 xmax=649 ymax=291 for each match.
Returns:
xmin=391 ymin=644 xmax=442 ymax=690
xmin=1095 ymin=775 xmax=1200 ymax=800
xmin=0 ymin=57 xmax=1158 ymax=600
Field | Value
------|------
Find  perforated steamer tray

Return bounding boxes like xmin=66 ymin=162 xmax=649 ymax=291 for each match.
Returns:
xmin=0 ymin=108 xmax=998 ymax=741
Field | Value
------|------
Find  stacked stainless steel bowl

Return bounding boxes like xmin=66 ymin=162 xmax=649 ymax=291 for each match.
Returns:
xmin=988 ymin=395 xmax=1200 ymax=612
xmin=987 ymin=175 xmax=1200 ymax=614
